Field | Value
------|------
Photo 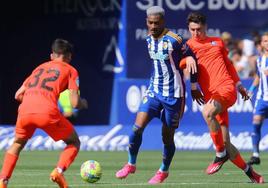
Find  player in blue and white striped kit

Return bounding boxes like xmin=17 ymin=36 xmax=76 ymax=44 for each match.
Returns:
xmin=116 ymin=6 xmax=199 ymax=184
xmin=248 ymin=32 xmax=268 ymax=165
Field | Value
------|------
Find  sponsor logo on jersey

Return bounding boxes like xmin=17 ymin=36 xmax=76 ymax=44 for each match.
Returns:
xmin=149 ymin=51 xmax=169 ymax=61
xmin=211 ymin=41 xmax=217 ymax=46
xmin=163 ymin=42 xmax=168 ymax=50
xmin=142 ymin=96 xmax=148 ymax=104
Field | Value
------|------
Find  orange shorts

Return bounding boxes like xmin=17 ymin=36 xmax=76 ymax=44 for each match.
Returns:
xmin=16 ymin=113 xmax=74 ymax=141
xmin=206 ymin=84 xmax=237 ymax=127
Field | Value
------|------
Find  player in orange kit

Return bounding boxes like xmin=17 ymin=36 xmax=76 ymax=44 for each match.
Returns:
xmin=0 ymin=39 xmax=88 ymax=188
xmin=186 ymin=12 xmax=264 ymax=183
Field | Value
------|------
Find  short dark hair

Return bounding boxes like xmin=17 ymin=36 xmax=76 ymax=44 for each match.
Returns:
xmin=187 ymin=12 xmax=206 ymax=25
xmin=51 ymin=39 xmax=73 ymax=56
xmin=262 ymin=32 xmax=268 ymax=38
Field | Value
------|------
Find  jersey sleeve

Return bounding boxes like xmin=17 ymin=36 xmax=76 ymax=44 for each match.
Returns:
xmin=166 ymin=31 xmax=183 ymax=50
xmin=221 ymin=40 xmax=240 ymax=83
xmin=68 ymin=67 xmax=79 ymax=91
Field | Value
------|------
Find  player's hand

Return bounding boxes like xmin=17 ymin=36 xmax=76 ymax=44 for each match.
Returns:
xmin=15 ymin=93 xmax=24 ymax=103
xmin=15 ymin=85 xmax=26 ymax=102
xmin=191 ymin=89 xmax=205 ymax=105
xmin=248 ymin=91 xmax=254 ymax=99
xmin=185 ymin=56 xmax=197 ymax=74
xmin=81 ymin=98 xmax=88 ymax=109
xmin=237 ymin=84 xmax=250 ymax=101
xmin=263 ymin=69 xmax=268 ymax=76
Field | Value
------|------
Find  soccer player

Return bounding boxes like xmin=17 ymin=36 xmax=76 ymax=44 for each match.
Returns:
xmin=0 ymin=39 xmax=88 ymax=188
xmin=247 ymin=32 xmax=268 ymax=165
xmin=186 ymin=12 xmax=264 ymax=183
xmin=115 ymin=6 xmax=198 ymax=184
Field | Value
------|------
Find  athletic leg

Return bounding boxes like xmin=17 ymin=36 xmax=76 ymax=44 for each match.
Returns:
xmin=202 ymin=99 xmax=228 ymax=174
xmin=0 ymin=114 xmax=35 ymax=187
xmin=221 ymin=126 xmax=264 ymax=183
xmin=116 ymin=112 xmax=152 ymax=179
xmin=0 ymin=137 xmax=28 ymax=184
xmin=149 ymin=97 xmax=183 ymax=184
xmin=148 ymin=125 xmax=175 ymax=184
xmin=116 ymin=95 xmax=160 ymax=179
xmin=44 ymin=115 xmax=79 ymax=188
xmin=248 ymin=115 xmax=264 ymax=165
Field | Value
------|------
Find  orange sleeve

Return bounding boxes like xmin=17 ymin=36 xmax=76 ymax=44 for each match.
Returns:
xmin=179 ymin=58 xmax=186 ymax=69
xmin=68 ymin=67 xmax=79 ymax=91
xmin=226 ymin=58 xmax=240 ymax=83
xmin=221 ymin=40 xmax=240 ymax=83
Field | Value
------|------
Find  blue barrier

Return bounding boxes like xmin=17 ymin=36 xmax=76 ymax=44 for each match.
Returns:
xmin=0 ymin=124 xmax=267 ymax=151
xmin=111 ymin=79 xmax=254 ymax=126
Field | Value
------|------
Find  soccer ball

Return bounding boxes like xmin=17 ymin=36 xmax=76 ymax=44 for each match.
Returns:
xmin=80 ymin=160 xmax=102 ymax=183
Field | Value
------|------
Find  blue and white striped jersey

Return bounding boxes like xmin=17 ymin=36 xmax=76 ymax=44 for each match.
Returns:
xmin=256 ymin=55 xmax=268 ymax=100
xmin=146 ymin=29 xmax=190 ymax=98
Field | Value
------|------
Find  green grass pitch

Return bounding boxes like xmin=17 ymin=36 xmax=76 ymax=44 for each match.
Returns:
xmin=1 ymin=151 xmax=267 ymax=188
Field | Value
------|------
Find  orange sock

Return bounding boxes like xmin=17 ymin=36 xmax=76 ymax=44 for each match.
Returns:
xmin=230 ymin=153 xmax=247 ymax=170
xmin=0 ymin=152 xmax=18 ymax=179
xmin=210 ymin=129 xmax=225 ymax=152
xmin=57 ymin=145 xmax=79 ymax=171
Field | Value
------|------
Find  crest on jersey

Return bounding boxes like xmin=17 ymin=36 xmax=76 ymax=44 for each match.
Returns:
xmin=143 ymin=96 xmax=148 ymax=104
xmin=211 ymin=41 xmax=217 ymax=46
xmin=148 ymin=43 xmax=151 ymax=49
xmin=163 ymin=41 xmax=168 ymax=50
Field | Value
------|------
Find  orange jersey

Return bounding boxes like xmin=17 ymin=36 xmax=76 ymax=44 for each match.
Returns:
xmin=18 ymin=60 xmax=79 ymax=115
xmin=187 ymin=37 xmax=239 ymax=95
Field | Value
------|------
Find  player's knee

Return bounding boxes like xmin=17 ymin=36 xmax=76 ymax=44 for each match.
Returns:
xmin=253 ymin=120 xmax=262 ymax=125
xmin=64 ymin=132 xmax=81 ymax=149
xmin=74 ymin=138 xmax=81 ymax=149
xmin=253 ymin=117 xmax=262 ymax=125
xmin=13 ymin=137 xmax=27 ymax=148
xmin=162 ymin=130 xmax=175 ymax=144
xmin=70 ymin=136 xmax=81 ymax=149
xmin=132 ymin=124 xmax=144 ymax=135
xmin=66 ymin=139 xmax=80 ymax=149
xmin=202 ymin=108 xmax=215 ymax=121
xmin=9 ymin=137 xmax=27 ymax=154
xmin=223 ymin=140 xmax=229 ymax=147
xmin=162 ymin=136 xmax=174 ymax=145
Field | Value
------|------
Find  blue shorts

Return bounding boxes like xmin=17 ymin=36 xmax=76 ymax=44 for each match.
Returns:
xmin=254 ymin=99 xmax=268 ymax=118
xmin=139 ymin=92 xmax=185 ymax=128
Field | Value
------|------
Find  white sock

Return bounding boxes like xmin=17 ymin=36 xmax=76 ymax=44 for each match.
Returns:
xmin=127 ymin=163 xmax=136 ymax=166
xmin=158 ymin=169 xmax=168 ymax=173
xmin=56 ymin=167 xmax=63 ymax=174
xmin=243 ymin=164 xmax=249 ymax=172
xmin=253 ymin=152 xmax=259 ymax=157
xmin=216 ymin=149 xmax=226 ymax=158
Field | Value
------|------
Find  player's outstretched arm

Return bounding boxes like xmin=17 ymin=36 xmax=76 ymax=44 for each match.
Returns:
xmin=248 ymin=73 xmax=259 ymax=98
xmin=15 ymin=85 xmax=26 ymax=102
xmin=69 ymin=89 xmax=88 ymax=109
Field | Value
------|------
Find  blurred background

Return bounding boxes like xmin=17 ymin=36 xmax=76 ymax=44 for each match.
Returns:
xmin=1 ymin=0 xmax=268 ymax=151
